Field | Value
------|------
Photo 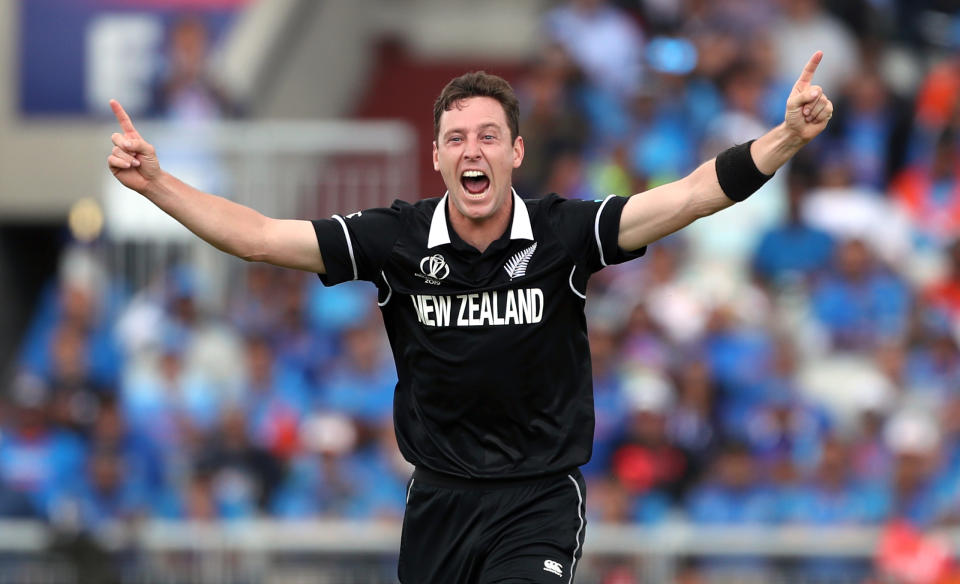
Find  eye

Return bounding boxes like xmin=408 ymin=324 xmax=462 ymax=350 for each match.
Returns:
xmin=449 ymin=136 xmax=463 ymax=143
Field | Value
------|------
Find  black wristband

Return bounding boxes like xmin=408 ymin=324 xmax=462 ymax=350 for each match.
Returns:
xmin=715 ymin=140 xmax=774 ymax=202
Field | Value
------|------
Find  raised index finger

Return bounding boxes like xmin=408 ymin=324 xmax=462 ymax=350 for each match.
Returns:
xmin=793 ymin=51 xmax=823 ymax=93
xmin=109 ymin=99 xmax=140 ymax=136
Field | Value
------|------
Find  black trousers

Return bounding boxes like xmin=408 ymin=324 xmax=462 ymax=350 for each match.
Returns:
xmin=398 ymin=467 xmax=587 ymax=584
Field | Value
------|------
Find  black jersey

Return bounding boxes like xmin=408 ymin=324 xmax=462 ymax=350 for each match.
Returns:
xmin=312 ymin=190 xmax=644 ymax=479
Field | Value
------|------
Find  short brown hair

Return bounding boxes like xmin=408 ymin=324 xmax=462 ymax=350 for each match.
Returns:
xmin=433 ymin=71 xmax=520 ymax=141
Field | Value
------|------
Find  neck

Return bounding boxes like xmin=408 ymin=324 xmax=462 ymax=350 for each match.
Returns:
xmin=448 ymin=192 xmax=513 ymax=253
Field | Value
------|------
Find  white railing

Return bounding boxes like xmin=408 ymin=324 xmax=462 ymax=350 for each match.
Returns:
xmin=0 ymin=519 xmax=919 ymax=584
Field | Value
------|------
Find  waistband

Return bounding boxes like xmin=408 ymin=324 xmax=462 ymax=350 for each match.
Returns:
xmin=412 ymin=466 xmax=580 ymax=490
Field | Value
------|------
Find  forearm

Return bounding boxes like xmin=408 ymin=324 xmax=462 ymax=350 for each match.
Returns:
xmin=142 ymin=171 xmax=269 ymax=261
xmin=617 ymin=160 xmax=733 ymax=250
xmin=690 ymin=159 xmax=737 ymax=216
xmin=749 ymin=122 xmax=807 ymax=175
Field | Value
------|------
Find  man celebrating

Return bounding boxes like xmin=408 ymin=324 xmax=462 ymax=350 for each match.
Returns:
xmin=107 ymin=51 xmax=833 ymax=583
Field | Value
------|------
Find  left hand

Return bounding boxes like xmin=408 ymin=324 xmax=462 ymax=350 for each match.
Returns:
xmin=784 ymin=51 xmax=834 ymax=144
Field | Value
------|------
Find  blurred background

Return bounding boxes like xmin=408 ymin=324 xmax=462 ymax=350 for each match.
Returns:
xmin=1 ymin=0 xmax=960 ymax=582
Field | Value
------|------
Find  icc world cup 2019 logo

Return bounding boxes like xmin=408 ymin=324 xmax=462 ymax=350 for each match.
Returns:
xmin=417 ymin=254 xmax=450 ymax=285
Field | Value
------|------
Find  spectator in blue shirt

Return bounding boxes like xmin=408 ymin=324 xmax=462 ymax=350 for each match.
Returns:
xmin=786 ymin=435 xmax=888 ymax=526
xmin=45 ymin=322 xmax=111 ymax=437
xmin=811 ymin=238 xmax=912 ymax=351
xmin=121 ymin=340 xmax=220 ymax=468
xmin=903 ymin=306 xmax=960 ymax=403
xmin=318 ymin=318 xmax=397 ymax=431
xmin=700 ymin=307 xmax=775 ymax=434
xmin=668 ymin=359 xmax=719 ymax=489
xmin=752 ymin=168 xmax=834 ymax=287
xmin=0 ymin=375 xmax=86 ymax=517
xmin=743 ymin=336 xmax=832 ymax=475
xmin=267 ymin=270 xmax=336 ymax=386
xmin=19 ymin=248 xmax=124 ymax=390
xmin=686 ymin=441 xmax=779 ymax=525
xmin=348 ymin=420 xmax=414 ymax=520
xmin=272 ymin=413 xmax=376 ymax=519
xmin=784 ymin=436 xmax=885 ymax=581
xmin=45 ymin=446 xmax=150 ymax=530
xmin=685 ymin=441 xmax=779 ymax=577
xmin=195 ymin=408 xmax=284 ymax=516
xmin=86 ymin=397 xmax=164 ymax=502
xmin=582 ymin=322 xmax=630 ymax=479
xmin=543 ymin=0 xmax=645 ymax=137
xmin=881 ymin=411 xmax=948 ymax=528
xmin=743 ymin=386 xmax=831 ymax=479
xmin=227 ymin=263 xmax=283 ymax=336
xmin=236 ymin=334 xmax=310 ymax=460
xmin=826 ymin=67 xmax=911 ymax=190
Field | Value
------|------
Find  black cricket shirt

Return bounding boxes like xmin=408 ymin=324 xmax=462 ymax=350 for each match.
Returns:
xmin=312 ymin=190 xmax=645 ymax=479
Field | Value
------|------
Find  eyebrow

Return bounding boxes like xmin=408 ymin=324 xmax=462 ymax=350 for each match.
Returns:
xmin=442 ymin=123 xmax=503 ymax=139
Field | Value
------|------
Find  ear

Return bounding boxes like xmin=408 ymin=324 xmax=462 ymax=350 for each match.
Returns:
xmin=512 ymin=135 xmax=524 ymax=169
xmin=432 ymin=141 xmax=440 ymax=172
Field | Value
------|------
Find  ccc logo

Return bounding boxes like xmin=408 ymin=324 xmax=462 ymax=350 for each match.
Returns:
xmin=419 ymin=254 xmax=450 ymax=281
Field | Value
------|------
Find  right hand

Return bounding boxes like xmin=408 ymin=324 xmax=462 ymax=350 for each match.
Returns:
xmin=107 ymin=100 xmax=161 ymax=193
xmin=782 ymin=51 xmax=833 ymax=145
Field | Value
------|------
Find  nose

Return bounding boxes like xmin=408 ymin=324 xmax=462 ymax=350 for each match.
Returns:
xmin=463 ymin=136 xmax=481 ymax=160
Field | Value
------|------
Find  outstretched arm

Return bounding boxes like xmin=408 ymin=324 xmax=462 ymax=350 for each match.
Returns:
xmin=107 ymin=100 xmax=326 ymax=273
xmin=617 ymin=51 xmax=834 ymax=251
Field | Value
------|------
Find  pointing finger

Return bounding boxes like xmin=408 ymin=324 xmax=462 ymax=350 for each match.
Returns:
xmin=793 ymin=51 xmax=823 ymax=93
xmin=109 ymin=99 xmax=140 ymax=137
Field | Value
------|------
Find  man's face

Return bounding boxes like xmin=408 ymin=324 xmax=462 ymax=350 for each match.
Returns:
xmin=433 ymin=96 xmax=524 ymax=224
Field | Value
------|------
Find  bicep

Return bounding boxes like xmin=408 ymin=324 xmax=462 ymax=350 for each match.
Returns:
xmin=260 ymin=218 xmax=327 ymax=273
xmin=617 ymin=160 xmax=733 ymax=250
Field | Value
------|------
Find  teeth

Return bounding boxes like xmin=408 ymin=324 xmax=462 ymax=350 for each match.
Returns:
xmin=462 ymin=170 xmax=486 ymax=178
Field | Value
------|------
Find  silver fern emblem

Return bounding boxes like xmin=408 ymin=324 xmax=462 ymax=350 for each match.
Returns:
xmin=504 ymin=242 xmax=537 ymax=280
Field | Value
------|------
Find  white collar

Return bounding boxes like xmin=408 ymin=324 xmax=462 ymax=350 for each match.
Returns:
xmin=427 ymin=188 xmax=534 ymax=249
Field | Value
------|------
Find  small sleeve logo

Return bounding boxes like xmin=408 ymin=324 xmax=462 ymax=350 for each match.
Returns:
xmin=543 ymin=559 xmax=563 ymax=577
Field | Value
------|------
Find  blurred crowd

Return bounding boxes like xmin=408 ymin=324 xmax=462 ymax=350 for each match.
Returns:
xmin=5 ymin=0 xmax=960 ymax=580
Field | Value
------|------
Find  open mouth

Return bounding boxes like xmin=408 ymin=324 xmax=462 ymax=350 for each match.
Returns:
xmin=460 ymin=170 xmax=490 ymax=196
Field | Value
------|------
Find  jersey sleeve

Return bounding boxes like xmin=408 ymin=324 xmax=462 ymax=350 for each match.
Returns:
xmin=547 ymin=194 xmax=646 ymax=273
xmin=311 ymin=202 xmax=403 ymax=285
